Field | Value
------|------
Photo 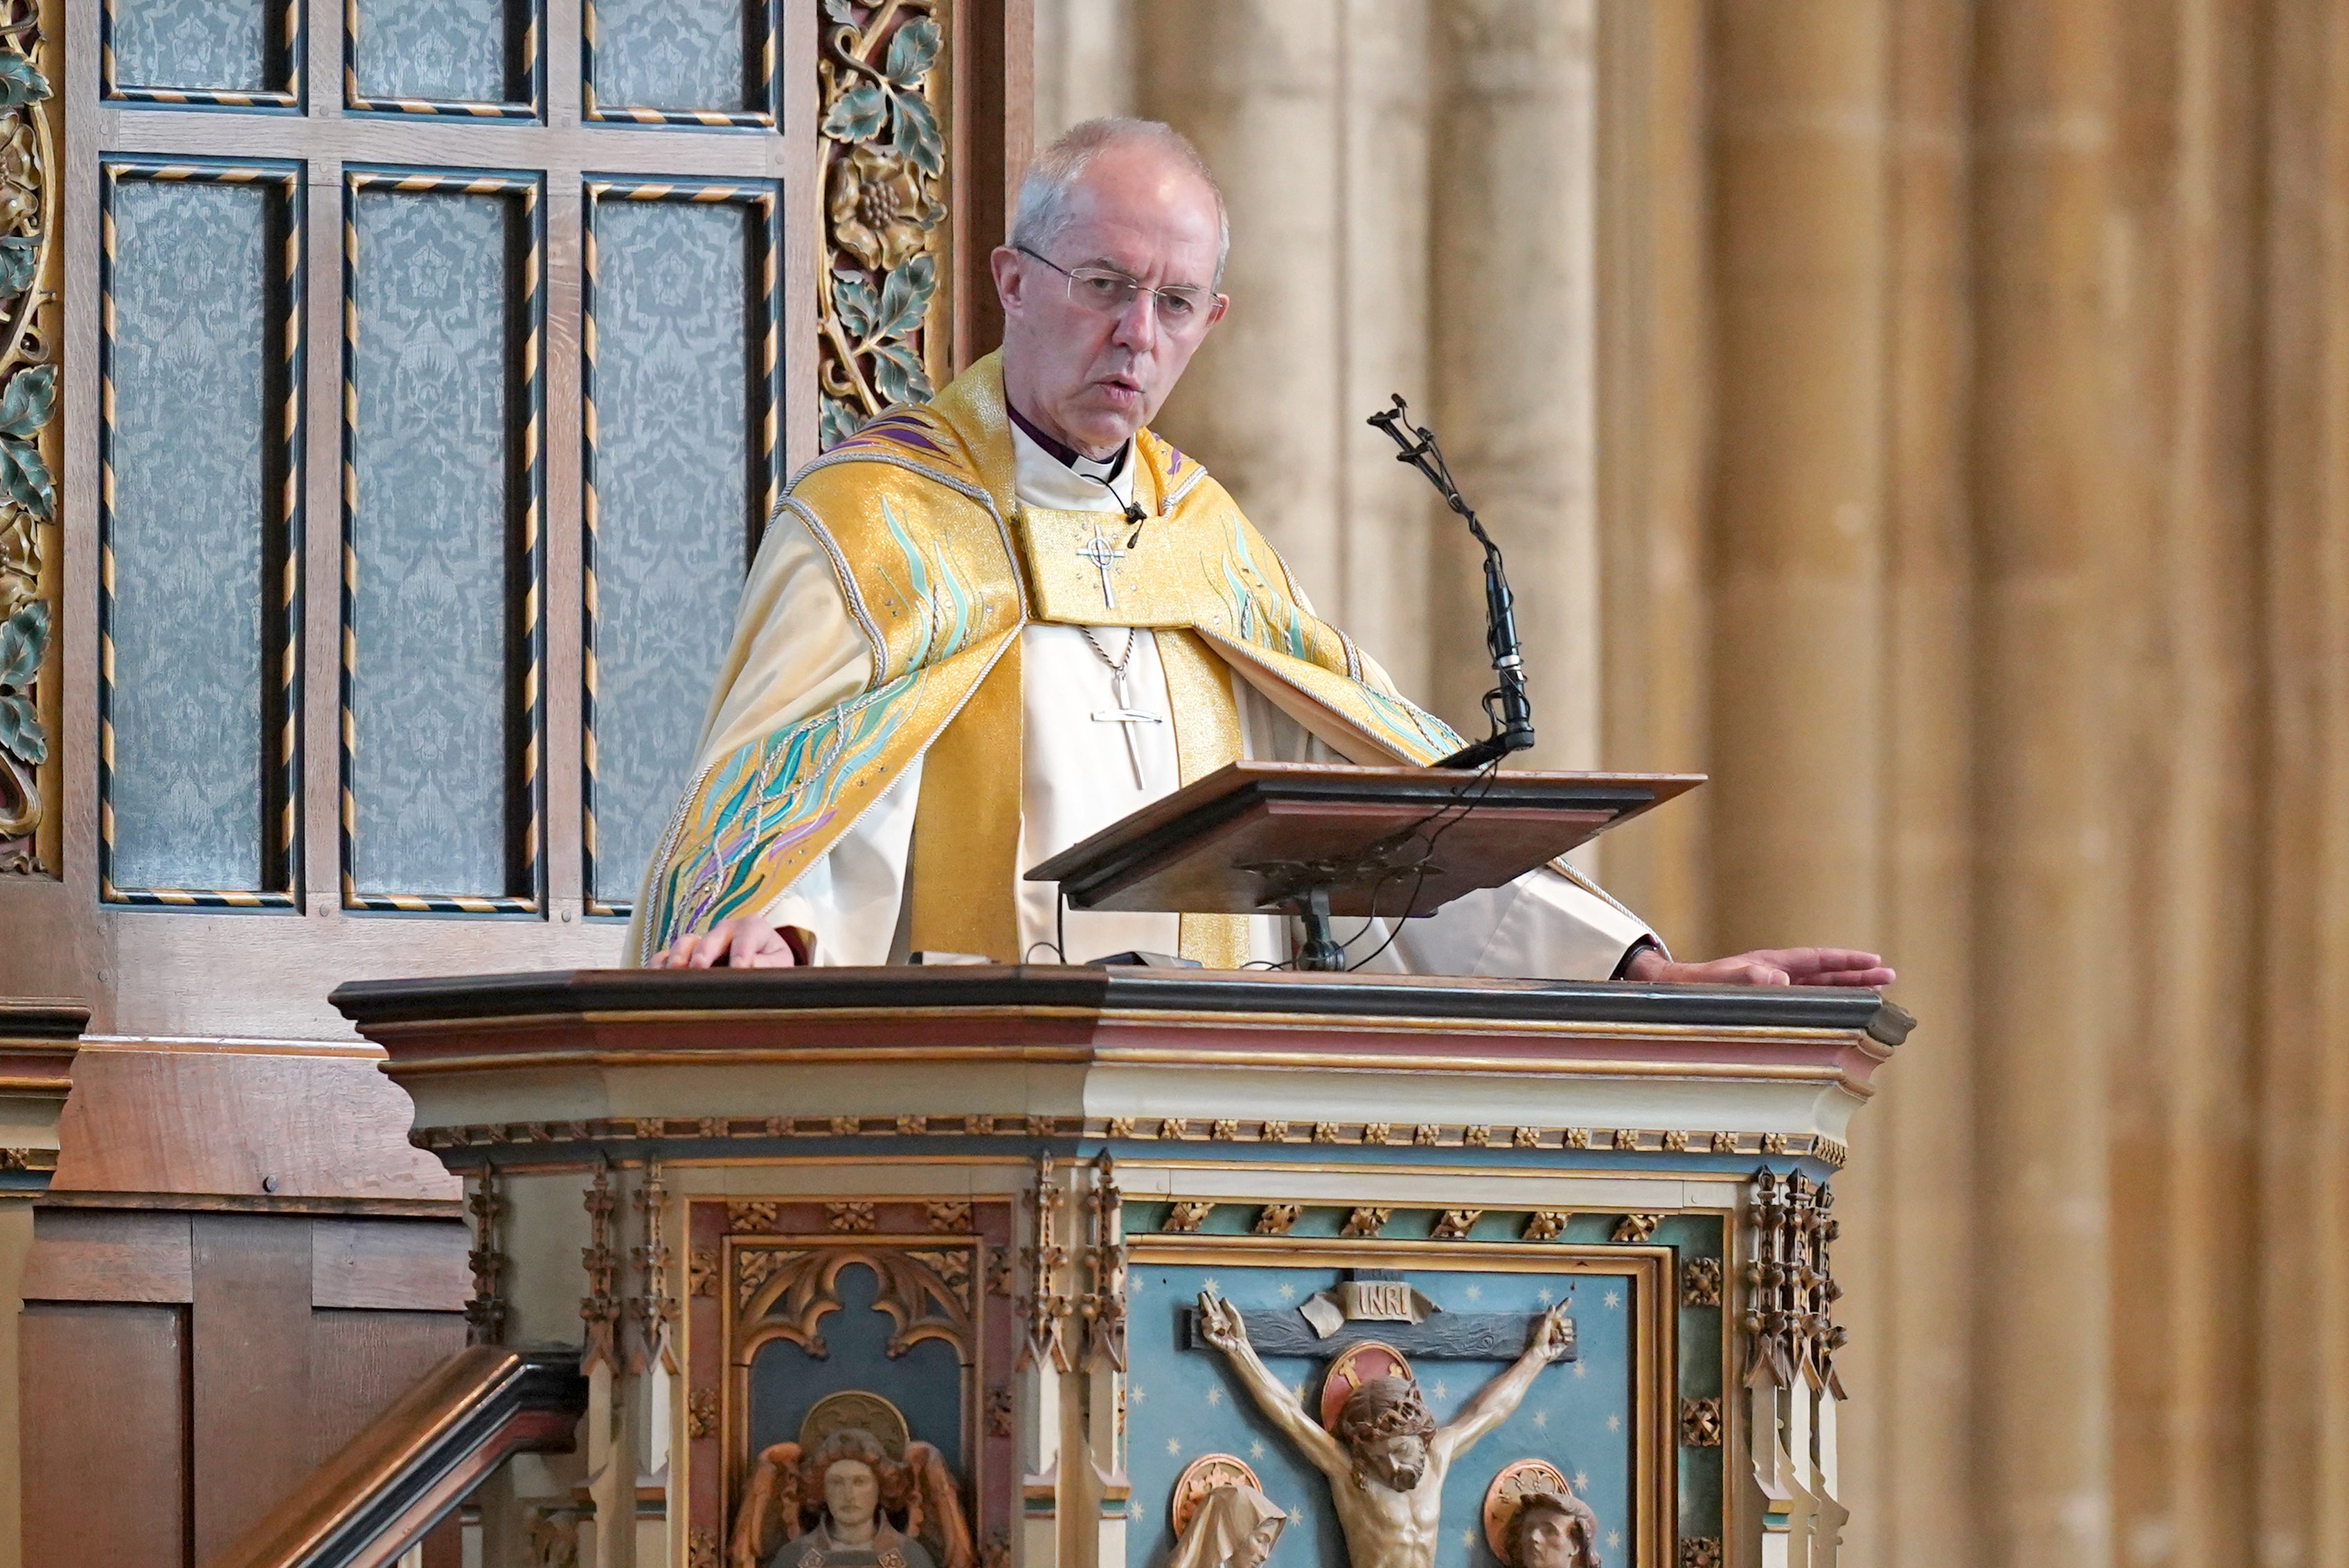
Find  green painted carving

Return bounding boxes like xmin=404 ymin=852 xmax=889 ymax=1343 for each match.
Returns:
xmin=817 ymin=0 xmax=947 ymax=449
xmin=0 ymin=3 xmax=54 ymax=872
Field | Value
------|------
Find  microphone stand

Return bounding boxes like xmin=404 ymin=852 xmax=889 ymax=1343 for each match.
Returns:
xmin=1367 ymin=395 xmax=1536 ymax=770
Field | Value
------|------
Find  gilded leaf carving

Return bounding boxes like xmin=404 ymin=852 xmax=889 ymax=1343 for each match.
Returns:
xmin=816 ymin=0 xmax=947 ymax=448
xmin=0 ymin=0 xmax=54 ymax=873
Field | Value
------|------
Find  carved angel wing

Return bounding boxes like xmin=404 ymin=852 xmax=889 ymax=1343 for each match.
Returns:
xmin=902 ymin=1441 xmax=975 ymax=1568
xmin=729 ymin=1441 xmax=806 ymax=1568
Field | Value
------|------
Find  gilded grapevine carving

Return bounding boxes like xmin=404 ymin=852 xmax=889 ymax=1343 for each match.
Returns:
xmin=0 ymin=0 xmax=55 ymax=873
xmin=816 ymin=0 xmax=947 ymax=450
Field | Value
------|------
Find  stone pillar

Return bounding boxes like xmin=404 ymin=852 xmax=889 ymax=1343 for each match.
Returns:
xmin=1032 ymin=0 xmax=1134 ymax=143
xmin=1863 ymin=3 xmax=1979 ymax=1562
xmin=1132 ymin=1 xmax=1436 ymax=692
xmin=1429 ymin=0 xmax=1601 ymax=763
xmin=1972 ymin=3 xmax=2120 ymax=1560
xmin=1132 ymin=2 xmax=1344 ymax=599
xmin=1594 ymin=0 xmax=1714 ymax=952
xmin=1333 ymin=3 xmax=1437 ymax=697
xmin=1706 ymin=3 xmax=1895 ymax=1558
xmin=2097 ymin=9 xmax=2265 ymax=1562
xmin=2258 ymin=5 xmax=2349 ymax=1561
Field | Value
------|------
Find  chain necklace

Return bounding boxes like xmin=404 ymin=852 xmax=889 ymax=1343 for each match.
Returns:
xmin=1080 ymin=624 xmax=1135 ymax=672
xmin=1080 ymin=625 xmax=1163 ymax=787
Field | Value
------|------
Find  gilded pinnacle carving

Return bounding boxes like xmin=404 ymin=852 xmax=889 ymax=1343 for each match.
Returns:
xmin=466 ymin=1162 xmax=508 ymax=1346
xmin=1017 ymin=1153 xmax=1071 ymax=1371
xmin=1080 ymin=1151 xmax=1126 ymax=1371
xmin=580 ymin=1162 xmax=620 ymax=1375
xmin=628 ymin=1159 xmax=678 ymax=1375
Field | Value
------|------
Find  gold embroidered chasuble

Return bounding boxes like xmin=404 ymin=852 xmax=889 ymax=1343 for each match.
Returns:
xmin=632 ymin=353 xmax=1473 ymax=967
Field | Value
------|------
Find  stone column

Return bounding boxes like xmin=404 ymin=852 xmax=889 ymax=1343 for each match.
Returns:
xmin=1706 ymin=4 xmax=1895 ymax=1558
xmin=1428 ymin=0 xmax=1602 ymax=763
xmin=1864 ymin=3 xmax=1979 ymax=1562
xmin=1132 ymin=1 xmax=1345 ymax=600
xmin=1594 ymin=0 xmax=1714 ymax=951
xmin=1032 ymin=0 xmax=1134 ymax=143
xmin=1132 ymin=1 xmax=1436 ymax=691
xmin=2258 ymin=5 xmax=2349 ymax=1561
xmin=1972 ymin=3 xmax=2120 ymax=1560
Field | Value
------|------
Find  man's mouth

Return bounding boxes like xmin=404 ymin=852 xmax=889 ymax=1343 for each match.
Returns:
xmin=1096 ymin=375 xmax=1142 ymax=404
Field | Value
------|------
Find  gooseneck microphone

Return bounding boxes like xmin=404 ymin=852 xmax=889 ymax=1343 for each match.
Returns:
xmin=1366 ymin=394 xmax=1536 ymax=770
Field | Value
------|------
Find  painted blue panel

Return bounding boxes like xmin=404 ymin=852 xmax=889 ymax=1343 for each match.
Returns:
xmin=108 ymin=177 xmax=274 ymax=893
xmin=352 ymin=0 xmax=510 ymax=105
xmin=593 ymin=0 xmax=749 ymax=112
xmin=1126 ymin=1263 xmax=1635 ymax=1568
xmin=347 ymin=187 xmax=520 ymax=898
xmin=111 ymin=0 xmax=272 ymax=93
xmin=588 ymin=197 xmax=755 ymax=906
xmin=748 ymin=1260 xmax=967 ymax=1472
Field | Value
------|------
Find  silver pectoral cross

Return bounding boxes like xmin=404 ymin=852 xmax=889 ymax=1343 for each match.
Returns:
xmin=1090 ymin=663 xmax=1165 ymax=789
xmin=1075 ymin=522 xmax=1126 ymax=610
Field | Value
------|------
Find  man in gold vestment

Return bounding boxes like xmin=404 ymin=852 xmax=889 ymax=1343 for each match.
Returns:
xmin=636 ymin=118 xmax=1891 ymax=989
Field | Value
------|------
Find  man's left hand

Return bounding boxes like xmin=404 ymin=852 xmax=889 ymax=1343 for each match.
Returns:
xmin=1625 ymin=946 xmax=1893 ymax=988
xmin=649 ymin=917 xmax=801 ymax=970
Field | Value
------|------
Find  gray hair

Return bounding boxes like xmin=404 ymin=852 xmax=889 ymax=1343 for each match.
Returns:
xmin=1008 ymin=117 xmax=1231 ymax=285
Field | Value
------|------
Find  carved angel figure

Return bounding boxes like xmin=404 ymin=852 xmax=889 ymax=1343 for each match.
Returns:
xmin=729 ymin=1426 xmax=976 ymax=1568
xmin=1503 ymin=1490 xmax=1600 ymax=1568
xmin=1168 ymin=1484 xmax=1287 ymax=1568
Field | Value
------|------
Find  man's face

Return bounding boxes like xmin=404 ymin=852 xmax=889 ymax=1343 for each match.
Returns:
xmin=1519 ymin=1511 xmax=1574 ymax=1568
xmin=992 ymin=143 xmax=1228 ymax=458
xmin=1352 ymin=1432 xmax=1429 ymax=1493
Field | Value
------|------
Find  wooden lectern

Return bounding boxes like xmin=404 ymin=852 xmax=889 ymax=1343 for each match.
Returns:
xmin=1028 ymin=762 xmax=1705 ymax=968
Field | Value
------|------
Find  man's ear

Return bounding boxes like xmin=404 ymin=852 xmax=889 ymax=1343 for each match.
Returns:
xmin=990 ymin=246 xmax=1026 ymax=314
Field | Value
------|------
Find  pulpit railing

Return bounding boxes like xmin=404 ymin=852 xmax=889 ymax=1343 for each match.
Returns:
xmin=211 ymin=1346 xmax=587 ymax=1568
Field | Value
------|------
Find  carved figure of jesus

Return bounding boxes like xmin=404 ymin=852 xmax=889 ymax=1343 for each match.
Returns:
xmin=1195 ymin=1292 xmax=1573 ymax=1568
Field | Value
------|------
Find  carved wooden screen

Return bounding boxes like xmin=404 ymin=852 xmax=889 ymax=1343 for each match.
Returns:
xmin=0 ymin=0 xmax=1027 ymax=1039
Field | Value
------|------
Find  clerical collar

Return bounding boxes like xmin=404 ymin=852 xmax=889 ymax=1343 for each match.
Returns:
xmin=1007 ymin=400 xmax=1128 ymax=483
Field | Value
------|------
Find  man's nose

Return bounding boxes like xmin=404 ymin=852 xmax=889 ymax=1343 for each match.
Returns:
xmin=1110 ymin=290 xmax=1159 ymax=352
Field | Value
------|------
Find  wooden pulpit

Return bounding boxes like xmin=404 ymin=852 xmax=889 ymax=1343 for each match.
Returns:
xmin=307 ymin=964 xmax=1913 ymax=1568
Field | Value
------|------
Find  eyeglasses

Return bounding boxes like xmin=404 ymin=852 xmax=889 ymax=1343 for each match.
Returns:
xmin=1016 ymin=245 xmax=1219 ymax=335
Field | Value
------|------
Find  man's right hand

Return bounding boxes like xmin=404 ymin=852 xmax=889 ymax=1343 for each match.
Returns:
xmin=650 ymin=918 xmax=801 ymax=970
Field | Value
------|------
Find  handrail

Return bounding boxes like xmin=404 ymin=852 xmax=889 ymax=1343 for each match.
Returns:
xmin=208 ymin=1345 xmax=588 ymax=1568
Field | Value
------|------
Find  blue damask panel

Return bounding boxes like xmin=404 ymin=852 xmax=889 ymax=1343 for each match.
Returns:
xmin=591 ymin=0 xmax=751 ymax=113
xmin=351 ymin=0 xmax=513 ymax=107
xmin=587 ymin=195 xmax=759 ymax=907
xmin=346 ymin=186 xmax=526 ymax=900
xmin=109 ymin=0 xmax=274 ymax=94
xmin=106 ymin=177 xmax=278 ymax=894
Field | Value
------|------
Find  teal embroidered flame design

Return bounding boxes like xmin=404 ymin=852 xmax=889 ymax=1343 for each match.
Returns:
xmin=647 ymin=675 xmax=922 ymax=948
xmin=1211 ymin=519 xmax=1465 ymax=762
xmin=1218 ymin=521 xmax=1311 ymax=660
xmin=1359 ymin=683 xmax=1466 ymax=760
xmin=877 ymin=497 xmax=985 ymax=675
xmin=645 ymin=501 xmax=997 ymax=950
